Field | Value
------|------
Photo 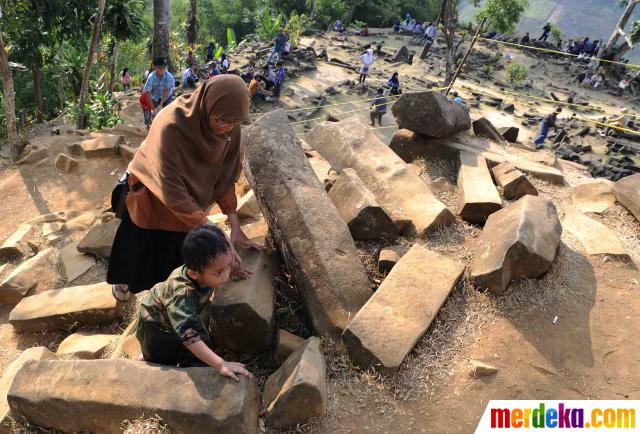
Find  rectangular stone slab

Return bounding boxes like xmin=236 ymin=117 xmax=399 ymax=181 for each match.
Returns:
xmin=457 ymin=152 xmax=502 ymax=224
xmin=9 ymin=282 xmax=123 ymax=332
xmin=7 ymin=359 xmax=259 ymax=434
xmin=242 ymin=110 xmax=372 ymax=339
xmin=342 ymin=245 xmax=464 ymax=375
xmin=209 ymin=244 xmax=278 ymax=353
xmin=563 ymin=210 xmax=629 ymax=257
xmin=306 ymin=117 xmax=454 ymax=235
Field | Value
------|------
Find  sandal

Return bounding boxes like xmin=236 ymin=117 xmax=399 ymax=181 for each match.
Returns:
xmin=112 ymin=284 xmax=131 ymax=302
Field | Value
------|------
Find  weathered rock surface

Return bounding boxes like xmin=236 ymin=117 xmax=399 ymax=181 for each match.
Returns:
xmin=56 ymin=333 xmax=118 ymax=359
xmin=54 ymin=154 xmax=79 ymax=172
xmin=457 ymin=152 xmax=502 ymax=224
xmin=26 ymin=210 xmax=79 ymax=225
xmin=273 ymin=329 xmax=305 ymax=366
xmin=18 ymin=145 xmax=50 ymax=165
xmin=66 ymin=134 xmax=124 ymax=158
xmin=237 ymin=190 xmax=261 ymax=219
xmin=0 ymin=347 xmax=56 ymax=431
xmin=307 ymin=150 xmax=338 ymax=191
xmin=118 ymin=144 xmax=137 ymax=164
xmin=59 ymin=241 xmax=96 ymax=282
xmin=109 ymin=319 xmax=140 ymax=360
xmin=472 ymin=117 xmax=505 ymax=143
xmin=470 ymin=196 xmax=562 ymax=294
xmin=242 ymin=110 xmax=371 ymax=338
xmin=0 ymin=248 xmax=57 ymax=305
xmin=0 ymin=224 xmax=33 ymax=260
xmin=77 ymin=219 xmax=120 ymax=258
xmin=263 ymin=337 xmax=327 ymax=429
xmin=391 ymin=91 xmax=471 ymax=138
xmin=563 ymin=210 xmax=628 ymax=257
xmin=613 ymin=174 xmax=640 ymax=222
xmin=62 ymin=211 xmax=96 ymax=236
xmin=7 ymin=359 xmax=259 ymax=434
xmin=428 ymin=176 xmax=455 ymax=195
xmin=209 ymin=244 xmax=278 ymax=353
xmin=306 ymin=117 xmax=454 ymax=235
xmin=9 ymin=282 xmax=123 ymax=332
xmin=571 ymin=180 xmax=615 ymax=214
xmin=329 ymin=169 xmax=397 ymax=240
xmin=491 ymin=162 xmax=538 ymax=200
xmin=102 ymin=123 xmax=147 ymax=147
xmin=377 ymin=245 xmax=409 ymax=274
xmin=42 ymin=222 xmax=63 ymax=237
xmin=343 ymin=245 xmax=464 ymax=375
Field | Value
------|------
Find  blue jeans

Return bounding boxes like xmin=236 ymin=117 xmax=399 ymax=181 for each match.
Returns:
xmin=534 ymin=122 xmax=550 ymax=145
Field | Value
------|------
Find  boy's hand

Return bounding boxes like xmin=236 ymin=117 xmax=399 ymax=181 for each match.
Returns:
xmin=219 ymin=361 xmax=253 ymax=381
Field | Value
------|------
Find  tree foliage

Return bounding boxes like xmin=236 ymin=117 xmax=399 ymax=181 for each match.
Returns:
xmin=475 ymin=0 xmax=528 ymax=34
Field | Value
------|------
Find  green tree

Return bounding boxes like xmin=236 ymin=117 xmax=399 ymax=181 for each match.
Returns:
xmin=103 ymin=0 xmax=145 ymax=90
xmin=475 ymin=0 xmax=528 ymax=34
xmin=593 ymin=0 xmax=640 ymax=70
xmin=313 ymin=0 xmax=347 ymax=28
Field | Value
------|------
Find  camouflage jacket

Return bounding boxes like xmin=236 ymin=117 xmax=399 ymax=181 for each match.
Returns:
xmin=138 ymin=266 xmax=213 ymax=346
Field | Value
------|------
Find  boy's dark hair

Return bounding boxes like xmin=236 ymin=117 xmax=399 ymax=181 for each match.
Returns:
xmin=276 ymin=61 xmax=283 ymax=66
xmin=181 ymin=225 xmax=231 ymax=271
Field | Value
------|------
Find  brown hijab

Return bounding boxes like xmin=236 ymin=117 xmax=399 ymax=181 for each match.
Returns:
xmin=129 ymin=75 xmax=250 ymax=218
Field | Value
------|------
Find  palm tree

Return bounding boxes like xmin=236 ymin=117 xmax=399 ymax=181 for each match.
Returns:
xmin=153 ymin=0 xmax=171 ymax=70
xmin=77 ymin=0 xmax=107 ymax=129
xmin=103 ymin=0 xmax=145 ymax=91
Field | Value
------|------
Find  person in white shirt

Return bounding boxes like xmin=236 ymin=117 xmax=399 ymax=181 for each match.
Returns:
xmin=183 ymin=66 xmax=198 ymax=89
xmin=358 ymin=48 xmax=374 ymax=85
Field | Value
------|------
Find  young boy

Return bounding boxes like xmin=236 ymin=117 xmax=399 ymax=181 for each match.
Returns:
xmin=136 ymin=225 xmax=252 ymax=381
xmin=274 ymin=61 xmax=286 ymax=98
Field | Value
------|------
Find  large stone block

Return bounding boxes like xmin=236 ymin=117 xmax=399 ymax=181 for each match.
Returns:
xmin=563 ymin=210 xmax=628 ymax=257
xmin=457 ymin=152 xmax=502 ymax=224
xmin=54 ymin=154 xmax=79 ymax=172
xmin=263 ymin=337 xmax=327 ymax=429
xmin=7 ymin=359 xmax=259 ymax=434
xmin=66 ymin=134 xmax=124 ymax=158
xmin=0 ymin=347 xmax=56 ymax=432
xmin=273 ymin=329 xmax=305 ymax=365
xmin=102 ymin=123 xmax=147 ymax=147
xmin=342 ymin=245 xmax=464 ymax=375
xmin=306 ymin=117 xmax=454 ymax=235
xmin=389 ymin=129 xmax=459 ymax=163
xmin=571 ymin=179 xmax=615 ymax=214
xmin=242 ymin=110 xmax=371 ymax=338
xmin=491 ymin=162 xmax=538 ymax=200
xmin=470 ymin=195 xmax=562 ymax=294
xmin=209 ymin=244 xmax=278 ymax=353
xmin=0 ymin=248 xmax=57 ymax=305
xmin=77 ymin=219 xmax=120 ymax=259
xmin=9 ymin=282 xmax=124 ymax=332
xmin=0 ymin=224 xmax=34 ymax=260
xmin=390 ymin=91 xmax=471 ymax=138
xmin=329 ymin=168 xmax=397 ymax=241
xmin=472 ymin=117 xmax=505 ymax=143
xmin=613 ymin=173 xmax=640 ymax=222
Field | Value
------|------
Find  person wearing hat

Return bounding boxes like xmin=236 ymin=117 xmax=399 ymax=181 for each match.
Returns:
xmin=108 ymin=75 xmax=264 ymax=302
xmin=143 ymin=57 xmax=175 ymax=116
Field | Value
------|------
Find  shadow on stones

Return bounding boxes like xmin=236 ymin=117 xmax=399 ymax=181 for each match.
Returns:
xmin=496 ymin=242 xmax=597 ymax=370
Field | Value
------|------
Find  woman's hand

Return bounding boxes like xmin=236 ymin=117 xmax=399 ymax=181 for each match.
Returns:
xmin=219 ymin=361 xmax=253 ymax=381
xmin=226 ymin=213 xmax=265 ymax=279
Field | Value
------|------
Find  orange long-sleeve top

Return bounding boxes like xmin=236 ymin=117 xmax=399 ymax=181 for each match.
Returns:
xmin=125 ymin=173 xmax=237 ymax=232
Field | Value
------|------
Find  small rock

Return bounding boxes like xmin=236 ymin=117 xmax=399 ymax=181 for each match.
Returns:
xmin=62 ymin=212 xmax=97 ymax=237
xmin=377 ymin=245 xmax=409 ymax=274
xmin=391 ymin=45 xmax=410 ymax=62
xmin=42 ymin=222 xmax=63 ymax=237
xmin=237 ymin=190 xmax=261 ymax=219
xmin=472 ymin=117 xmax=505 ymax=143
xmin=491 ymin=162 xmax=538 ymax=200
xmin=498 ymin=126 xmax=519 ymax=143
xmin=59 ymin=241 xmax=96 ymax=282
xmin=0 ymin=224 xmax=34 ymax=260
xmin=56 ymin=333 xmax=118 ymax=359
xmin=263 ymin=337 xmax=327 ymax=429
xmin=54 ymin=154 xmax=79 ymax=172
xmin=428 ymin=177 xmax=455 ymax=195
xmin=470 ymin=360 xmax=498 ymax=377
xmin=0 ymin=249 xmax=57 ymax=305
xmin=571 ymin=180 xmax=615 ymax=214
xmin=76 ymin=219 xmax=120 ymax=259
xmin=613 ymin=173 xmax=640 ymax=223
xmin=457 ymin=152 xmax=502 ymax=224
xmin=283 ymin=88 xmax=294 ymax=97
xmin=273 ymin=329 xmax=305 ymax=365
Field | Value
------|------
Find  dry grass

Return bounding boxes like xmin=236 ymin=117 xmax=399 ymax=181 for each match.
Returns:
xmin=121 ymin=415 xmax=172 ymax=434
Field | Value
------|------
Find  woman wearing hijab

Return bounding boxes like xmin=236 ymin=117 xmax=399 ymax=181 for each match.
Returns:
xmin=108 ymin=75 xmax=263 ymax=301
xmin=358 ymin=48 xmax=375 ymax=85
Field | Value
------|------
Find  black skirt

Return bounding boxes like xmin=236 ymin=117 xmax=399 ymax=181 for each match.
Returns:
xmin=107 ymin=208 xmax=187 ymax=294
